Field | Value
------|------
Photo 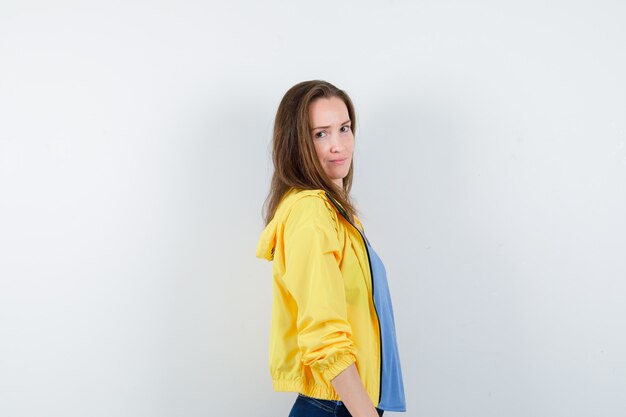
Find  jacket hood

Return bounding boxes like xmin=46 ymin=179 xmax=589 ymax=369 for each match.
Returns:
xmin=256 ymin=189 xmax=327 ymax=261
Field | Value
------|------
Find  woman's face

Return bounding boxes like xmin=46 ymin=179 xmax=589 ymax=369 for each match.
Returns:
xmin=308 ymin=97 xmax=354 ymax=188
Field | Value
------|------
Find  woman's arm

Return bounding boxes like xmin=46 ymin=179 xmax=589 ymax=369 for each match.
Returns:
xmin=331 ymin=363 xmax=379 ymax=417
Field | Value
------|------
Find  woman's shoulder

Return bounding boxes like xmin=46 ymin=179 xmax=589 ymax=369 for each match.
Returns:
xmin=278 ymin=188 xmax=329 ymax=209
xmin=276 ymin=188 xmax=338 ymax=228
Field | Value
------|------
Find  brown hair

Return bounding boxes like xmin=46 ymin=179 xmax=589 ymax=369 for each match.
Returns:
xmin=263 ymin=80 xmax=358 ymax=225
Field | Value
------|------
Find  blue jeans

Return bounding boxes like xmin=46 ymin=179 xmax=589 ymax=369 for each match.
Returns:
xmin=288 ymin=393 xmax=384 ymax=417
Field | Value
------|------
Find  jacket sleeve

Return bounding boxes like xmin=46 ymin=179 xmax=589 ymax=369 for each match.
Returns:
xmin=282 ymin=196 xmax=357 ymax=384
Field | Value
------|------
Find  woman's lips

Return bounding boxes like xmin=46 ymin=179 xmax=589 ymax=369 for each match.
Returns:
xmin=329 ymin=158 xmax=348 ymax=164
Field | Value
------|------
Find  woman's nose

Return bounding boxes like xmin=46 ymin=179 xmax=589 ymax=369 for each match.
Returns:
xmin=330 ymin=135 xmax=343 ymax=152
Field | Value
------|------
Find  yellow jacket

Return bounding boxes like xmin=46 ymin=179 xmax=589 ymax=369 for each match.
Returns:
xmin=256 ymin=188 xmax=382 ymax=405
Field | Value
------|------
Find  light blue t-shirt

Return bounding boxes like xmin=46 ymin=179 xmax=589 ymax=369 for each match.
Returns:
xmin=364 ymin=236 xmax=406 ymax=412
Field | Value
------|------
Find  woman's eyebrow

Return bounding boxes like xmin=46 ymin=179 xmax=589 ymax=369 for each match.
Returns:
xmin=310 ymin=119 xmax=351 ymax=131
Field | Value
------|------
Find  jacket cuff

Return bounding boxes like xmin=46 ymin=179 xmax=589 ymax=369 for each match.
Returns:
xmin=323 ymin=352 xmax=357 ymax=383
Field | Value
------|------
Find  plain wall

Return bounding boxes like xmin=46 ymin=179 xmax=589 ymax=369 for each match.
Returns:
xmin=1 ymin=1 xmax=625 ymax=416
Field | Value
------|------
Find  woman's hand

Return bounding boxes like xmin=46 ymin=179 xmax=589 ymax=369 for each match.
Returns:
xmin=331 ymin=363 xmax=380 ymax=417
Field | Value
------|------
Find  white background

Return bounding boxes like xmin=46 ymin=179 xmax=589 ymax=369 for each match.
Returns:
xmin=1 ymin=1 xmax=625 ymax=416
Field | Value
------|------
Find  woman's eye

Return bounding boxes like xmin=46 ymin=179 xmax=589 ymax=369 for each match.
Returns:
xmin=315 ymin=131 xmax=326 ymax=138
xmin=340 ymin=125 xmax=351 ymax=133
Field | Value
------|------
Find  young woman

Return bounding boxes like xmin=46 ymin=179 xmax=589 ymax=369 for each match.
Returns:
xmin=256 ymin=80 xmax=406 ymax=417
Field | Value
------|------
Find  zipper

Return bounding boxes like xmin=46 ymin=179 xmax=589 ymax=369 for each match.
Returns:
xmin=324 ymin=192 xmax=383 ymax=405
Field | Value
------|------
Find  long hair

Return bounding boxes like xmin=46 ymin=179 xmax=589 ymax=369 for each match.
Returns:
xmin=263 ymin=80 xmax=358 ymax=225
